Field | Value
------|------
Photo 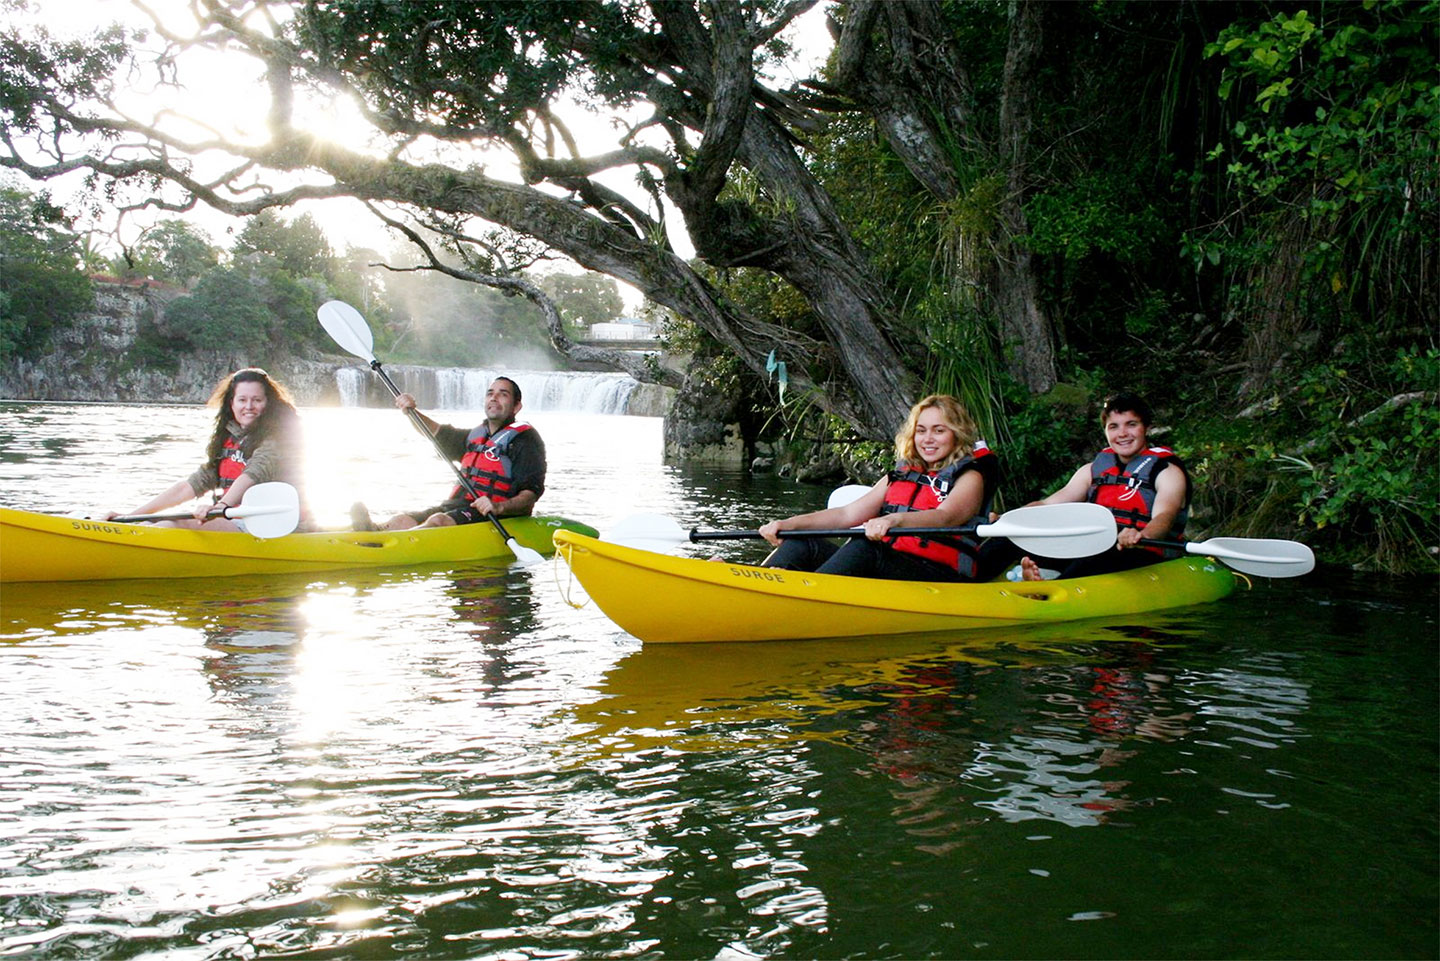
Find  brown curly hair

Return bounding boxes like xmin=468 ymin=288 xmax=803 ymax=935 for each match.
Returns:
xmin=204 ymin=368 xmax=300 ymax=466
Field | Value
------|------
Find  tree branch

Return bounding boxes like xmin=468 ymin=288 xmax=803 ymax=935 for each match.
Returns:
xmin=372 ymin=206 xmax=683 ymax=388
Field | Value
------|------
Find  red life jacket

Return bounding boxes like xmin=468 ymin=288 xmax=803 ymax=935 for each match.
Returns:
xmin=451 ymin=422 xmax=532 ymax=503
xmin=216 ymin=436 xmax=247 ymax=493
xmin=1088 ymin=447 xmax=1188 ymax=548
xmin=879 ymin=441 xmax=996 ymax=576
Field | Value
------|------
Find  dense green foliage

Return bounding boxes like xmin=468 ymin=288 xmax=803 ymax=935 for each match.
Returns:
xmin=537 ymin=272 xmax=625 ymax=333
xmin=766 ymin=0 xmax=1428 ymax=570
xmin=697 ymin=0 xmax=1437 ymax=571
xmin=121 ymin=220 xmax=220 ymax=286
xmin=1182 ymin=0 xmax=1437 ymax=570
xmin=233 ymin=212 xmax=334 ymax=279
xmin=162 ymin=261 xmax=317 ymax=354
xmin=0 ymin=183 xmax=91 ymax=361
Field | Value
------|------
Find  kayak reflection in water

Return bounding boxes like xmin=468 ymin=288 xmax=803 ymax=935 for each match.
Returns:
xmin=758 ymin=394 xmax=999 ymax=582
xmin=104 ymin=367 xmax=312 ymax=532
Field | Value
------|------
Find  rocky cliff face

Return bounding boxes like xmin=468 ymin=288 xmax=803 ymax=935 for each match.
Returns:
xmin=0 ymin=279 xmax=702 ymax=442
xmin=0 ymin=280 xmax=345 ymax=405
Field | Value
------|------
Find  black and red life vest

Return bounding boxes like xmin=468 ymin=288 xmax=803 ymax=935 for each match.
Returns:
xmin=878 ymin=441 xmax=996 ymax=576
xmin=216 ymin=436 xmax=247 ymax=493
xmin=1088 ymin=446 xmax=1188 ymax=543
xmin=451 ymin=421 xmax=532 ymax=503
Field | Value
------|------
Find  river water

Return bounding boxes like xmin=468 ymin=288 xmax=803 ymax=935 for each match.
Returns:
xmin=0 ymin=399 xmax=1436 ymax=960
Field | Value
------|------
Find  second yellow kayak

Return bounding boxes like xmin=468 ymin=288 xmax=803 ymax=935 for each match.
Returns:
xmin=553 ymin=530 xmax=1238 ymax=643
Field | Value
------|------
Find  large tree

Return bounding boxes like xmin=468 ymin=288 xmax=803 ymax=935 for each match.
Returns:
xmin=0 ymin=0 xmax=1068 ymax=437
xmin=124 ymin=218 xmax=219 ymax=286
xmin=0 ymin=181 xmax=93 ymax=360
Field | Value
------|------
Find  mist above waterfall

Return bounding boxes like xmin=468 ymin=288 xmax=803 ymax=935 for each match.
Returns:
xmin=381 ymin=267 xmax=566 ymax=372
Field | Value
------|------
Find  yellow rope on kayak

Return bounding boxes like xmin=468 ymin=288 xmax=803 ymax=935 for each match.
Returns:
xmin=552 ymin=541 xmax=590 ymax=609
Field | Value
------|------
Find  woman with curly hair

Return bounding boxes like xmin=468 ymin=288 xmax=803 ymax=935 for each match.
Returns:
xmin=106 ymin=368 xmax=311 ymax=531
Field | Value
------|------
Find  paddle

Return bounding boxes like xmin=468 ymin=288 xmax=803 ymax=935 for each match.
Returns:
xmin=827 ymin=484 xmax=873 ymax=509
xmin=110 ymin=482 xmax=300 ymax=539
xmin=605 ymin=502 xmax=1119 ymax=559
xmin=1146 ymin=536 xmax=1315 ymax=578
xmin=317 ymin=300 xmax=544 ymax=567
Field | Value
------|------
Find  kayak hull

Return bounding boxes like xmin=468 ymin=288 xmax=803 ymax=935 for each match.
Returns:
xmin=0 ymin=507 xmax=597 ymax=582
xmin=553 ymin=530 xmax=1237 ymax=643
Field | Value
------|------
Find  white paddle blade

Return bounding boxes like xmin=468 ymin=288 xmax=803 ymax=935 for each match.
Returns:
xmin=230 ymin=482 xmax=301 ymax=539
xmin=827 ymin=485 xmax=873 ymax=509
xmin=505 ymin=538 xmax=547 ymax=568
xmin=978 ymin=502 xmax=1117 ymax=559
xmin=604 ymin=513 xmax=690 ymax=552
xmin=317 ymin=300 xmax=376 ymax=362
xmin=1188 ymin=538 xmax=1315 ymax=578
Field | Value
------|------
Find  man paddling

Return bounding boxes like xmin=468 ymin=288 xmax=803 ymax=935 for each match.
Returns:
xmin=987 ymin=391 xmax=1189 ymax=580
xmin=353 ymin=377 xmax=547 ymax=531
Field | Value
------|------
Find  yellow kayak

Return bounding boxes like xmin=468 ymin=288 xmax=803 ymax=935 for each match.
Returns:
xmin=552 ymin=530 xmax=1238 ymax=643
xmin=0 ymin=507 xmax=597 ymax=582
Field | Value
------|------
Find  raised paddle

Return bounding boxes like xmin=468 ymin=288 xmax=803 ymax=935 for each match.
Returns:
xmin=1146 ymin=536 xmax=1315 ymax=578
xmin=605 ymin=502 xmax=1119 ymax=559
xmin=317 ymin=300 xmax=544 ymax=568
xmin=110 ymin=482 xmax=301 ymax=539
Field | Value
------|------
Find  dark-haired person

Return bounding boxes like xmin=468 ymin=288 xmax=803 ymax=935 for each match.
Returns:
xmin=756 ymin=394 xmax=999 ymax=582
xmin=998 ymin=391 xmax=1189 ymax=581
xmin=358 ymin=376 xmax=547 ymax=531
xmin=106 ymin=367 xmax=311 ymax=531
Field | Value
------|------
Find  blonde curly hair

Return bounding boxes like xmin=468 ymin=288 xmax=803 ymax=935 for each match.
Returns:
xmin=893 ymin=394 xmax=978 ymax=470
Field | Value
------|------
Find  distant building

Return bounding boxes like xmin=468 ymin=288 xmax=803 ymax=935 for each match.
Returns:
xmin=589 ymin=317 xmax=656 ymax=341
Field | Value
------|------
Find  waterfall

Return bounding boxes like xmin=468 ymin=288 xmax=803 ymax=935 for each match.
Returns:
xmin=336 ymin=368 xmax=368 ymax=408
xmin=334 ymin=366 xmax=641 ymax=414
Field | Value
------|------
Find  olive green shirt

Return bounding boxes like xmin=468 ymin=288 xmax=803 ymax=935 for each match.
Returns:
xmin=186 ymin=420 xmax=305 ymax=498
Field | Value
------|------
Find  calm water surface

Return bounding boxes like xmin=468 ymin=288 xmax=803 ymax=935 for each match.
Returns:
xmin=0 ymin=400 xmax=1436 ymax=960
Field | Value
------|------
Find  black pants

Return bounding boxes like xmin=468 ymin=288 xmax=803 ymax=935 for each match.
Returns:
xmin=762 ymin=537 xmax=966 ymax=582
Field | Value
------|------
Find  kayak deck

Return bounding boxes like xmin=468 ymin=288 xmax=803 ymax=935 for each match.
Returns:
xmin=553 ymin=530 xmax=1237 ymax=643
xmin=0 ymin=507 xmax=597 ymax=582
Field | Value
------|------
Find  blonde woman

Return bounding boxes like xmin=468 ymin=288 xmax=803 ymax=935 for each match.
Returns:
xmin=759 ymin=394 xmax=998 ymax=581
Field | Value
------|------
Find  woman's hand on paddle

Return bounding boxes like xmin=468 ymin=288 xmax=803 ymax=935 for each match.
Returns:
xmin=862 ymin=514 xmax=901 ymax=541
xmin=759 ymin=520 xmax=787 ymax=546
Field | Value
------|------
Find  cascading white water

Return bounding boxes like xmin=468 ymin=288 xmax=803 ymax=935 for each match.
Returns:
xmin=334 ymin=366 xmax=641 ymax=414
xmin=336 ymin=368 xmax=368 ymax=407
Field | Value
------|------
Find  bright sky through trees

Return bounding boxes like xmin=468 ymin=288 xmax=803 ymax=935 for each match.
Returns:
xmin=7 ymin=0 xmax=832 ymax=307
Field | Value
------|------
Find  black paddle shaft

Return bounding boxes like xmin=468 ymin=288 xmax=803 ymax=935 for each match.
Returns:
xmin=111 ymin=507 xmax=228 ymax=523
xmin=370 ymin=359 xmax=480 ymax=501
xmin=689 ymin=524 xmax=981 ymax=542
